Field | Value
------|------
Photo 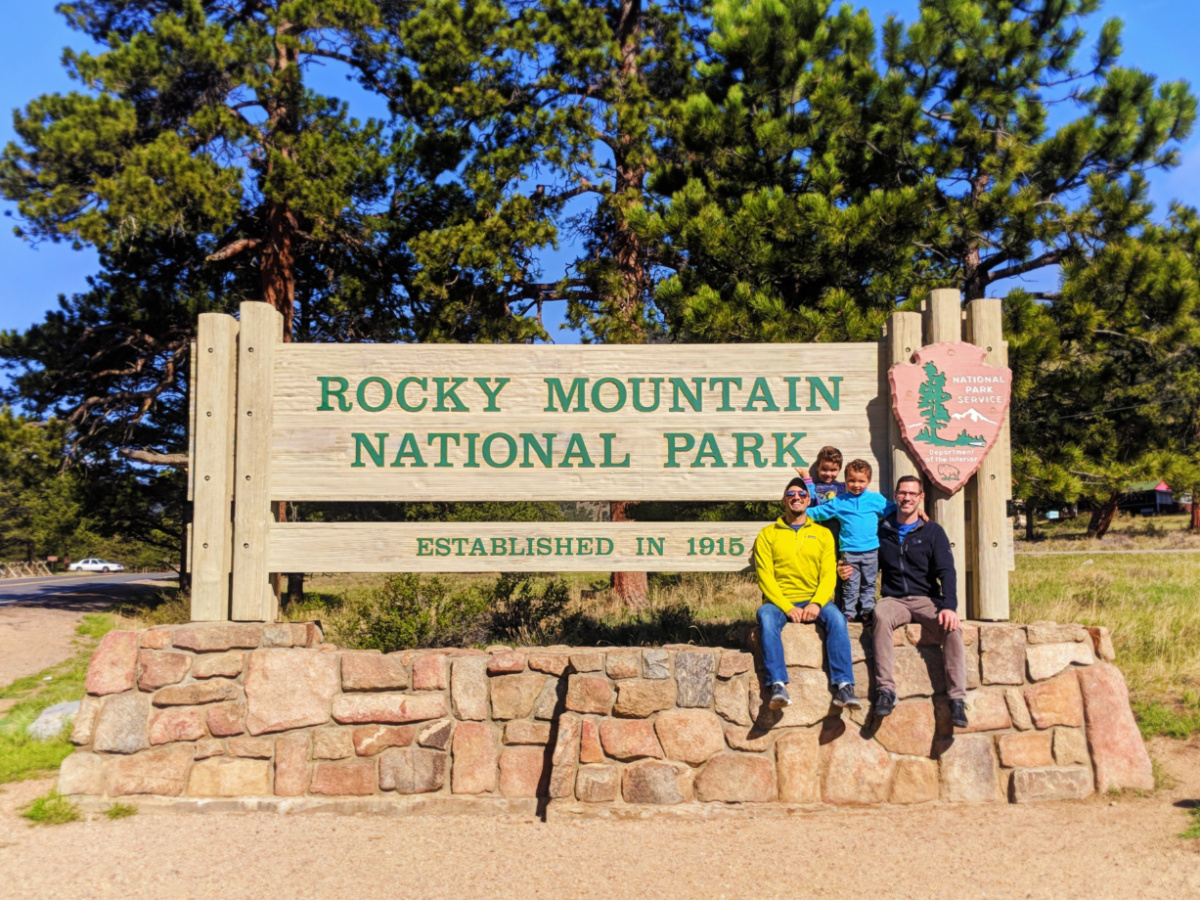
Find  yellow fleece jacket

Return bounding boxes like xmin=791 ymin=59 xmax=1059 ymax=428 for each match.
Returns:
xmin=754 ymin=517 xmax=837 ymax=611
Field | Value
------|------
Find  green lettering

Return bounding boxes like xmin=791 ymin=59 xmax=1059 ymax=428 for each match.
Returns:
xmin=351 ymin=432 xmax=388 ymax=468
xmin=646 ymin=537 xmax=664 ymax=555
xmin=733 ymin=432 xmax=768 ymax=468
xmin=426 ymin=433 xmax=460 ymax=467
xmin=600 ymin=433 xmax=630 ymax=468
xmin=591 ymin=377 xmax=627 ymax=413
xmin=317 ymin=376 xmax=351 ymax=411
xmin=491 ymin=538 xmax=508 ymax=556
xmin=708 ymin=377 xmax=742 ymax=411
xmin=773 ymin=432 xmax=809 ymax=466
xmin=474 ymin=377 xmax=510 ymax=411
xmin=520 ymin=433 xmax=555 ymax=468
xmin=508 ymin=537 xmax=527 ymax=557
xmin=536 ymin=537 xmax=552 ymax=554
xmin=664 ymin=433 xmax=695 ymax=468
xmin=463 ymin=433 xmax=480 ymax=468
xmin=555 ymin=537 xmax=574 ymax=556
xmin=396 ymin=377 xmax=428 ymax=412
xmin=558 ymin=433 xmax=595 ymax=468
xmin=451 ymin=538 xmax=468 ymax=556
xmin=482 ymin=432 xmax=517 ymax=468
xmin=416 ymin=538 xmax=433 ymax=556
xmin=435 ymin=538 xmax=451 ymax=555
xmin=389 ymin=432 xmax=427 ymax=468
xmin=544 ymin=377 xmax=589 ymax=412
xmin=807 ymin=376 xmax=842 ymax=411
xmin=630 ymin=377 xmax=663 ymax=412
xmin=356 ymin=376 xmax=393 ymax=412
xmin=597 ymin=538 xmax=614 ymax=555
xmin=785 ymin=376 xmax=805 ymax=411
xmin=469 ymin=538 xmax=487 ymax=557
xmin=742 ymin=377 xmax=780 ymax=411
xmin=434 ymin=376 xmax=470 ymax=412
xmin=691 ymin=432 xmax=728 ymax=467
xmin=669 ymin=378 xmax=704 ymax=412
xmin=577 ymin=537 xmax=593 ymax=555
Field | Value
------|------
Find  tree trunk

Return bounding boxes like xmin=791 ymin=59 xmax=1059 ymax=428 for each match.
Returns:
xmin=604 ymin=2 xmax=650 ymax=605
xmin=1085 ymin=493 xmax=1121 ymax=539
xmin=962 ymin=173 xmax=990 ymax=300
xmin=1025 ymin=504 xmax=1036 ymax=542
xmin=1192 ymin=484 xmax=1200 ymax=531
xmin=610 ymin=501 xmax=648 ymax=603
xmin=286 ymin=573 xmax=304 ymax=608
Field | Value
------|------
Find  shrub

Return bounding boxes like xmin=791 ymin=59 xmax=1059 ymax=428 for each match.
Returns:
xmin=487 ymin=574 xmax=571 ymax=645
xmin=347 ymin=573 xmax=489 ymax=651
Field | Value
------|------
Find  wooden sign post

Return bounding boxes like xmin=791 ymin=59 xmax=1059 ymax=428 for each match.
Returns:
xmin=188 ymin=295 xmax=1012 ymax=622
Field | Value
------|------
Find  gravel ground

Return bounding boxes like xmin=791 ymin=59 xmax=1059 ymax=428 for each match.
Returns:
xmin=0 ymin=738 xmax=1197 ymax=900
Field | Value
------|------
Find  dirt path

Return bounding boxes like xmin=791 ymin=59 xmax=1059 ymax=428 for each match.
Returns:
xmin=0 ymin=738 xmax=1194 ymax=900
xmin=0 ymin=604 xmax=99 ymax=689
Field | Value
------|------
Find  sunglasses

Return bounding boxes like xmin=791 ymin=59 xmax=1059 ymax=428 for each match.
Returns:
xmin=784 ymin=490 xmax=809 ymax=499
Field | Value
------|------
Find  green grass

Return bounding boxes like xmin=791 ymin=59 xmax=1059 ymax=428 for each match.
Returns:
xmin=1181 ymin=807 xmax=1200 ymax=839
xmin=19 ymin=790 xmax=80 ymax=825
xmin=0 ymin=614 xmax=117 ymax=785
xmin=1010 ymin=551 xmax=1200 ymax=736
xmin=102 ymin=802 xmax=137 ymax=820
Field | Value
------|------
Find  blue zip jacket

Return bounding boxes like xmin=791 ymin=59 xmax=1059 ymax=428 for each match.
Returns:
xmin=805 ymin=490 xmax=896 ymax=552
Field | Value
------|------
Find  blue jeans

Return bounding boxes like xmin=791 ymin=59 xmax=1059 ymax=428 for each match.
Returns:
xmin=756 ymin=601 xmax=855 ymax=687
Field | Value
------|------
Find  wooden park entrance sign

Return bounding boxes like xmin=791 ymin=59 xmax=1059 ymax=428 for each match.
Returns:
xmin=187 ymin=289 xmax=1013 ymax=624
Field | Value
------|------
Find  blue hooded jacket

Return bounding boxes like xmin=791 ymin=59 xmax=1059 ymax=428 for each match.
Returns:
xmin=805 ymin=490 xmax=896 ymax=553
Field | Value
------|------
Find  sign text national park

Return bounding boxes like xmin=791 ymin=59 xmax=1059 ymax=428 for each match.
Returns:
xmin=270 ymin=344 xmax=888 ymax=501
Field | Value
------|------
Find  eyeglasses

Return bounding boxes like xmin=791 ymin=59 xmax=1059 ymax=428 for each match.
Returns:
xmin=784 ymin=490 xmax=809 ymax=499
xmin=895 ymin=491 xmax=922 ymax=498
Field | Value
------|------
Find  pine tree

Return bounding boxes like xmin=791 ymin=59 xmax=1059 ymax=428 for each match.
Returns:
xmin=884 ymin=0 xmax=1196 ymax=299
xmin=916 ymin=362 xmax=952 ymax=443
xmin=1004 ymin=201 xmax=1200 ymax=538
xmin=651 ymin=0 xmax=938 ymax=343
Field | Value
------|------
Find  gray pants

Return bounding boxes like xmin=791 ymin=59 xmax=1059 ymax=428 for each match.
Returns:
xmin=872 ymin=595 xmax=967 ymax=701
xmin=840 ymin=550 xmax=878 ymax=618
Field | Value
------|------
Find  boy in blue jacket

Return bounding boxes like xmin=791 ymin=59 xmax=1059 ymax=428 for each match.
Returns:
xmin=805 ymin=458 xmax=897 ymax=623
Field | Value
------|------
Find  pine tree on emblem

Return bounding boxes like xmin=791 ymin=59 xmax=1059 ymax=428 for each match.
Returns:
xmin=916 ymin=362 xmax=952 ymax=445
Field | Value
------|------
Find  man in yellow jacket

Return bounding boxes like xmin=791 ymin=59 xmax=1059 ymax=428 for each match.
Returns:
xmin=755 ymin=477 xmax=861 ymax=711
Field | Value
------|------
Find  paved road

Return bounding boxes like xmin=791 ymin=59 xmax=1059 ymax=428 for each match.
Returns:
xmin=0 ymin=572 xmax=175 ymax=608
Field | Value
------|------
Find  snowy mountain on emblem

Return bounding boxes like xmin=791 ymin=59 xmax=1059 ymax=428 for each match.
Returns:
xmin=950 ymin=408 xmax=998 ymax=425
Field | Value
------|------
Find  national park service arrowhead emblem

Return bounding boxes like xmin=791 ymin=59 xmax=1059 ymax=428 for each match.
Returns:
xmin=889 ymin=342 xmax=1011 ymax=495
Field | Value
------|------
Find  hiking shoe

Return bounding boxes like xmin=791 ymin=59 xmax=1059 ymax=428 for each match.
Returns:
xmin=951 ymin=699 xmax=969 ymax=729
xmin=858 ymin=609 xmax=875 ymax=627
xmin=768 ymin=683 xmax=791 ymax=710
xmin=833 ymin=682 xmax=862 ymax=709
xmin=873 ymin=689 xmax=897 ymax=718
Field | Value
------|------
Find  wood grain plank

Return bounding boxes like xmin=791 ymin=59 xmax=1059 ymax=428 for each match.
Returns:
xmin=266 ymin=343 xmax=887 ymax=501
xmin=189 ymin=314 xmax=238 ymax=621
xmin=268 ymin=521 xmax=784 ymax=573
xmin=231 ymin=302 xmax=282 ymax=621
xmin=884 ymin=312 xmax=923 ymax=492
xmin=967 ymin=298 xmax=1011 ymax=619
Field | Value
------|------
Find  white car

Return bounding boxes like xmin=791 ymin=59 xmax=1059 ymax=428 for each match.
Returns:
xmin=68 ymin=558 xmax=126 ymax=573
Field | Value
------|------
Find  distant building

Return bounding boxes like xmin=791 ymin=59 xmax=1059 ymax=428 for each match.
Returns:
xmin=1118 ymin=481 xmax=1176 ymax=516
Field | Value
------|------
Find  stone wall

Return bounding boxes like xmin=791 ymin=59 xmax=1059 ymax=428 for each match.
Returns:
xmin=59 ymin=619 xmax=1153 ymax=813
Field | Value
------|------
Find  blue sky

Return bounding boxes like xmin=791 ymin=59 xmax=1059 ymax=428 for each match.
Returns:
xmin=1 ymin=0 xmax=1197 ymax=345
